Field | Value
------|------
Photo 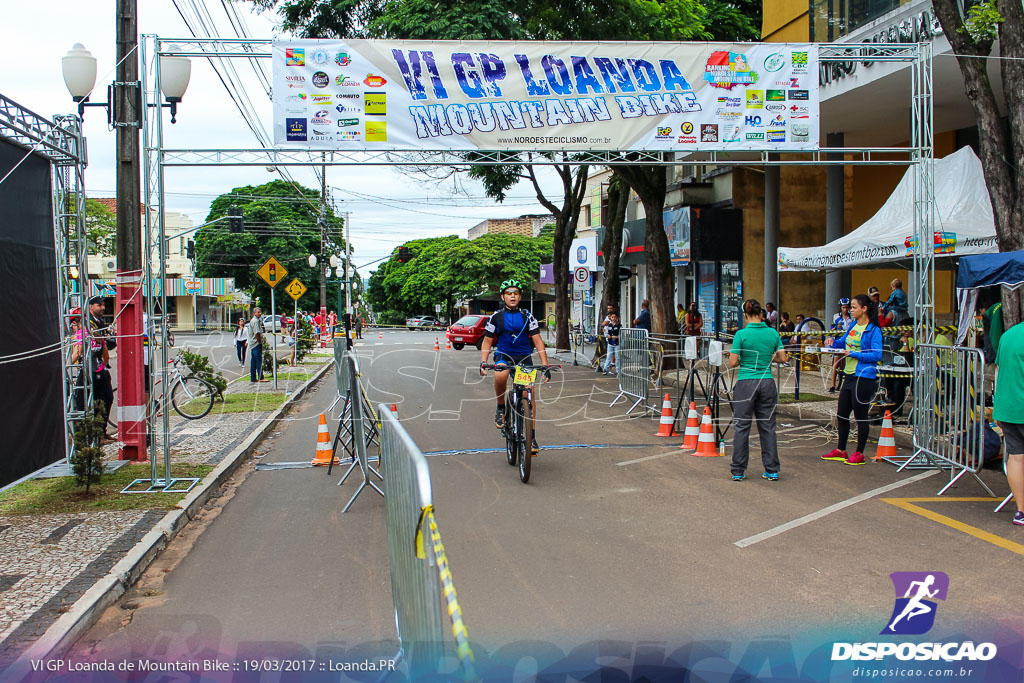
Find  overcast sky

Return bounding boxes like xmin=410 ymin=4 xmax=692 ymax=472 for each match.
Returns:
xmin=2 ymin=1 xmax=561 ymax=272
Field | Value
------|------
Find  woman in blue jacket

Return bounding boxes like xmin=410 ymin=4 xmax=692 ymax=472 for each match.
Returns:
xmin=820 ymin=293 xmax=884 ymax=466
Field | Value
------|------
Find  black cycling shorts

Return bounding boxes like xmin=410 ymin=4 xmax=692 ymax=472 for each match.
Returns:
xmin=493 ymin=352 xmax=532 ymax=370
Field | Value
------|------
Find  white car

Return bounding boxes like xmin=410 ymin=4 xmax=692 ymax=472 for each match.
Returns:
xmin=406 ymin=315 xmax=442 ymax=330
xmin=262 ymin=314 xmax=295 ymax=333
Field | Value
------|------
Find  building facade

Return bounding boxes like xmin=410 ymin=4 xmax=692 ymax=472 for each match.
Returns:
xmin=467 ymin=214 xmax=553 ymax=240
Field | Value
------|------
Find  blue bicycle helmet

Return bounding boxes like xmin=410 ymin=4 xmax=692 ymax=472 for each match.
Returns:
xmin=839 ymin=297 xmax=851 ymax=306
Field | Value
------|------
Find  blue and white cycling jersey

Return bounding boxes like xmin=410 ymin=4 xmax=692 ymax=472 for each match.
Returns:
xmin=484 ymin=307 xmax=540 ymax=357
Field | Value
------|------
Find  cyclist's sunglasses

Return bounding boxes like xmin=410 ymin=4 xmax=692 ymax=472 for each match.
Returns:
xmin=502 ymin=288 xmax=522 ymax=295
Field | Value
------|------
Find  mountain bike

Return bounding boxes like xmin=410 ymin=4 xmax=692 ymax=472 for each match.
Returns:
xmin=482 ymin=362 xmax=560 ymax=483
xmin=159 ymin=353 xmax=216 ymax=419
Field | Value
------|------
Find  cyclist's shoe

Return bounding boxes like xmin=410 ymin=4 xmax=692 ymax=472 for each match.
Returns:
xmin=762 ymin=472 xmax=779 ymax=481
xmin=531 ymin=436 xmax=539 ymax=456
xmin=844 ymin=452 xmax=866 ymax=466
xmin=495 ymin=405 xmax=505 ymax=429
xmin=732 ymin=473 xmax=745 ymax=481
xmin=820 ymin=449 xmax=847 ymax=461
xmin=1012 ymin=511 xmax=1024 ymax=526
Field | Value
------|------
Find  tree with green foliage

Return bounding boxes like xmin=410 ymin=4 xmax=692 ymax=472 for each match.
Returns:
xmin=71 ymin=402 xmax=107 ymax=494
xmin=178 ymin=347 xmax=228 ymax=400
xmin=196 ymin=180 xmax=347 ymax=315
xmin=931 ymin=0 xmax=1024 ymax=325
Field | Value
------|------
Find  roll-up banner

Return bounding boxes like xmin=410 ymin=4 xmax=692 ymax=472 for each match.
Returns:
xmin=272 ymin=41 xmax=818 ymax=152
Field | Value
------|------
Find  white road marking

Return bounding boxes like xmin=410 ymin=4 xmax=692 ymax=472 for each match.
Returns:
xmin=616 ymin=449 xmax=686 ymax=466
xmin=733 ymin=470 xmax=939 ymax=548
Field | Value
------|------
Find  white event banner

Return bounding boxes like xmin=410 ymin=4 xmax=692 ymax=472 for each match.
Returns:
xmin=272 ymin=40 xmax=819 ymax=152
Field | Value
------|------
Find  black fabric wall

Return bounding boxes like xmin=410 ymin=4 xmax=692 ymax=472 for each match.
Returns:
xmin=0 ymin=138 xmax=64 ymax=486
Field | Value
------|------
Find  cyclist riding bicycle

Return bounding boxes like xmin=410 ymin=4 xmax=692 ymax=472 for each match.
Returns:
xmin=479 ymin=279 xmax=552 ymax=453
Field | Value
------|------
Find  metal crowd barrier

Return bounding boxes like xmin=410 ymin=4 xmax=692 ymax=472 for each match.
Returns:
xmin=379 ymin=406 xmax=474 ymax=679
xmin=906 ymin=343 xmax=995 ymax=496
xmin=334 ymin=350 xmax=383 ymax=510
xmin=610 ymin=327 xmax=650 ymax=414
xmin=333 ymin=336 xmax=349 ymax=394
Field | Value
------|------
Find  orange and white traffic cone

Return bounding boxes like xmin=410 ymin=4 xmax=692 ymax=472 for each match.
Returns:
xmin=680 ymin=401 xmax=700 ymax=450
xmin=874 ymin=410 xmax=897 ymax=461
xmin=311 ymin=413 xmax=339 ymax=466
xmin=445 ymin=338 xmax=452 ymax=350
xmin=692 ymin=407 xmax=719 ymax=457
xmin=390 ymin=403 xmax=398 ymax=419
xmin=433 ymin=338 xmax=440 ymax=351
xmin=654 ymin=393 xmax=680 ymax=437
xmin=378 ymin=331 xmax=383 ymax=340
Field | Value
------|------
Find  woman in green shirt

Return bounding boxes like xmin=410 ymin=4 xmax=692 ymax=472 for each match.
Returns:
xmin=727 ymin=299 xmax=788 ymax=481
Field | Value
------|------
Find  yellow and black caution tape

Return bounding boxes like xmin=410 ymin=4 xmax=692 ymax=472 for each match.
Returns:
xmin=778 ymin=324 xmax=957 ymax=338
xmin=415 ymin=505 xmax=475 ymax=677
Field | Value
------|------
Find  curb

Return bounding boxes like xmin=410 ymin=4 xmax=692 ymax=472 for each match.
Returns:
xmin=5 ymin=358 xmax=336 ymax=675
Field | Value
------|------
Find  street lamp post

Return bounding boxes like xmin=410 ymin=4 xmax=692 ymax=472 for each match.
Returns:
xmin=62 ymin=34 xmax=190 ymax=464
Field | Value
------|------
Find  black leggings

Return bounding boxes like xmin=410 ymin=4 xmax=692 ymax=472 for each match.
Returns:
xmin=837 ymin=375 xmax=877 ymax=453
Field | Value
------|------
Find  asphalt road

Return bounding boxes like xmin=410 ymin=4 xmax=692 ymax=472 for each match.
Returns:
xmin=73 ymin=329 xmax=1023 ymax=676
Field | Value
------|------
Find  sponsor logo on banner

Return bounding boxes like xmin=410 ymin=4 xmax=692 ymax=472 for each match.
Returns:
xmin=336 ymin=104 xmax=360 ymax=114
xmin=744 ymin=115 xmax=762 ymax=126
xmin=769 ymin=114 xmax=786 ymax=126
xmin=286 ymin=118 xmax=307 ymax=141
xmin=364 ymin=73 xmax=388 ymax=87
xmin=364 ymin=93 xmax=387 ymax=115
xmin=655 ymin=126 xmax=673 ymax=139
xmin=700 ymin=124 xmax=719 ymax=142
xmin=792 ymin=124 xmax=810 ymax=141
xmin=335 ymin=52 xmax=352 ymax=67
xmin=830 ymin=573 xmax=997 ymax=665
xmin=703 ymin=50 xmax=757 ymax=89
xmin=365 ymin=120 xmax=387 ymax=141
xmin=310 ymin=49 xmax=331 ymax=66
xmin=681 ymin=122 xmax=694 ymax=135
xmin=789 ymin=104 xmax=809 ymax=115
xmin=336 ymin=130 xmax=362 ymax=141
xmin=766 ymin=89 xmax=786 ymax=101
xmin=746 ymin=90 xmax=763 ymax=108
xmin=765 ymin=103 xmax=786 ymax=113
xmin=767 ymin=129 xmax=785 ymax=142
xmin=764 ymin=53 xmax=786 ymax=72
xmin=336 ymin=92 xmax=360 ymax=100
xmin=745 ymin=132 xmax=765 ymax=141
xmin=723 ymin=124 xmax=741 ymax=142
xmin=791 ymin=51 xmax=809 ymax=72
xmin=337 ymin=118 xmax=360 ymax=127
xmin=310 ymin=95 xmax=332 ymax=104
xmin=312 ymin=71 xmax=330 ymax=88
xmin=285 ymin=75 xmax=305 ymax=88
xmin=717 ymin=96 xmax=742 ymax=107
xmin=715 ymin=108 xmax=742 ymax=118
xmin=285 ymin=94 xmax=308 ymax=102
xmin=313 ymin=109 xmax=330 ymax=118
xmin=285 ymin=48 xmax=304 ymax=66
xmin=336 ymin=74 xmax=360 ymax=87
xmin=789 ymin=89 xmax=809 ymax=100
xmin=311 ymin=117 xmax=332 ymax=125
xmin=677 ymin=135 xmax=697 ymax=144
xmin=286 ymin=108 xmax=305 ymax=116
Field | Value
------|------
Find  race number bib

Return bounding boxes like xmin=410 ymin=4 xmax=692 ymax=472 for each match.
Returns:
xmin=513 ymin=368 xmax=538 ymax=386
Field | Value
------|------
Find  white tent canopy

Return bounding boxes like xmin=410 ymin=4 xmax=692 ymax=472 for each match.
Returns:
xmin=777 ymin=146 xmax=998 ymax=272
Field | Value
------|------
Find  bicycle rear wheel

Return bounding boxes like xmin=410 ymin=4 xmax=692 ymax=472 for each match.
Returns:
xmin=171 ymin=376 xmax=215 ymax=419
xmin=505 ymin=401 xmax=517 ymax=466
xmin=518 ymin=397 xmax=532 ymax=483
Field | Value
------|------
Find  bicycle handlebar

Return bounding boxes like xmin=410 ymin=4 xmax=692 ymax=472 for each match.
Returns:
xmin=480 ymin=363 xmax=562 ymax=371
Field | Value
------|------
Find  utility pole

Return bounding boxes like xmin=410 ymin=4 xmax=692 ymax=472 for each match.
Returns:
xmin=319 ymin=156 xmax=328 ymax=343
xmin=116 ymin=0 xmax=146 ymax=461
xmin=344 ymin=211 xmax=352 ymax=350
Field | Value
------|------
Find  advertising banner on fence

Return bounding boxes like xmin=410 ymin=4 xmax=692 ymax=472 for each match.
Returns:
xmin=272 ymin=40 xmax=819 ymax=152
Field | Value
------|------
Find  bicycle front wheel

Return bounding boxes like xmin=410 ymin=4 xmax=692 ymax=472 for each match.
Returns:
xmin=517 ymin=397 xmax=532 ymax=484
xmin=505 ymin=401 xmax=517 ymax=466
xmin=171 ymin=376 xmax=215 ymax=419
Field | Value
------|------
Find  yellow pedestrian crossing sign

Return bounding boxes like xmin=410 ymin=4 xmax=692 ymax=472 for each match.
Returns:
xmin=257 ymin=256 xmax=288 ymax=288
xmin=285 ymin=278 xmax=307 ymax=301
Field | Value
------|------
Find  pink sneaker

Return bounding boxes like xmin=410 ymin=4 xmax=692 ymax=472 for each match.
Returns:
xmin=844 ymin=452 xmax=866 ymax=466
xmin=820 ymin=449 xmax=847 ymax=462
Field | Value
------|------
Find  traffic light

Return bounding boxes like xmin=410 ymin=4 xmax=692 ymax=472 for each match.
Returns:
xmin=186 ymin=239 xmax=195 ymax=260
xmin=397 ymin=247 xmax=412 ymax=263
xmin=228 ymin=206 xmax=244 ymax=233
xmin=269 ymin=262 xmax=277 ymax=283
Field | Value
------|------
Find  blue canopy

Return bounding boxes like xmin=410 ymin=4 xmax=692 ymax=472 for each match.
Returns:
xmin=957 ymin=250 xmax=1024 ymax=290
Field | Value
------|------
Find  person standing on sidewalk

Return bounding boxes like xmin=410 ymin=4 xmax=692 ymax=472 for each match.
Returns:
xmin=234 ymin=317 xmax=248 ymax=366
xmin=602 ymin=313 xmax=621 ymax=375
xmin=87 ymin=296 xmax=116 ymax=442
xmin=993 ymin=320 xmax=1024 ymax=526
xmin=684 ymin=302 xmax=703 ymax=336
xmin=633 ymin=299 xmax=651 ymax=332
xmin=248 ymin=308 xmax=267 ymax=382
xmin=728 ymin=299 xmax=787 ymax=481
xmin=820 ymin=293 xmax=883 ymax=466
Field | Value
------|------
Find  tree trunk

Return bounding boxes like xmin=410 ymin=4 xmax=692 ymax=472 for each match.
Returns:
xmin=611 ymin=164 xmax=679 ymax=336
xmin=932 ymin=0 xmax=1024 ymax=327
xmin=600 ymin=173 xmax=628 ymax=317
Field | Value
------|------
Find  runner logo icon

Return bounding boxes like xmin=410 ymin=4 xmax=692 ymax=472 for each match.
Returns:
xmin=882 ymin=571 xmax=948 ymax=635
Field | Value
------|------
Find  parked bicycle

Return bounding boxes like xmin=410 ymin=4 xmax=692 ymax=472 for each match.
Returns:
xmin=158 ymin=352 xmax=216 ymax=419
xmin=482 ymin=362 xmax=560 ymax=483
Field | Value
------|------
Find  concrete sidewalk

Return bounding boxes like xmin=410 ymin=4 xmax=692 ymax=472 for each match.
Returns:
xmin=0 ymin=352 xmax=337 ymax=672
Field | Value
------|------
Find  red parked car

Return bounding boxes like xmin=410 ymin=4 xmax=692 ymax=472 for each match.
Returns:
xmin=445 ymin=314 xmax=489 ymax=350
